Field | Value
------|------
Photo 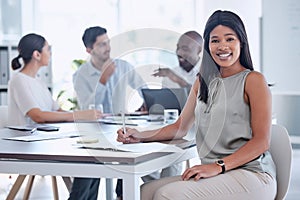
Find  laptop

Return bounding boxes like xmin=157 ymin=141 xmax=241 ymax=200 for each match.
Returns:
xmin=141 ymin=88 xmax=189 ymax=115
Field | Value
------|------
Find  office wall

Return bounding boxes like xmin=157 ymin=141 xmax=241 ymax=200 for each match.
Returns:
xmin=0 ymin=0 xmax=22 ymax=41
xmin=22 ymin=0 xmax=201 ymax=101
xmin=273 ymin=94 xmax=300 ymax=135
xmin=201 ymin=0 xmax=262 ymax=71
xmin=262 ymin=0 xmax=300 ymax=135
xmin=262 ymin=0 xmax=300 ymax=93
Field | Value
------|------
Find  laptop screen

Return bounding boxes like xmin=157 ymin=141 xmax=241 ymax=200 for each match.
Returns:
xmin=141 ymin=88 xmax=189 ymax=115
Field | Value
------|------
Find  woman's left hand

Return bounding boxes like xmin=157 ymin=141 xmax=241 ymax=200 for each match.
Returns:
xmin=181 ymin=163 xmax=222 ymax=181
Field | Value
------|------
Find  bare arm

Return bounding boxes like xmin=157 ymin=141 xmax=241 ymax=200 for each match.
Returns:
xmin=152 ymin=68 xmax=190 ymax=87
xmin=182 ymin=71 xmax=272 ymax=180
xmin=117 ymin=79 xmax=199 ymax=143
xmin=99 ymin=59 xmax=115 ymax=85
xmin=222 ymin=71 xmax=272 ymax=171
xmin=27 ymin=108 xmax=102 ymax=123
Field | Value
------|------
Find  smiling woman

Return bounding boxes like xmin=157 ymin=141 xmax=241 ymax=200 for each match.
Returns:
xmin=116 ymin=10 xmax=276 ymax=200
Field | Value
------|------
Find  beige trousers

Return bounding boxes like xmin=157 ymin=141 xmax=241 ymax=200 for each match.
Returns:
xmin=142 ymin=163 xmax=183 ymax=183
xmin=141 ymin=169 xmax=276 ymax=200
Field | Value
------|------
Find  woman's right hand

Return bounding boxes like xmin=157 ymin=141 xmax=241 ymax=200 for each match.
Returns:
xmin=116 ymin=127 xmax=141 ymax=144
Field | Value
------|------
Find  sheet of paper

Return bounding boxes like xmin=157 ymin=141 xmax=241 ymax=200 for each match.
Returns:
xmin=98 ymin=118 xmax=139 ymax=126
xmin=79 ymin=141 xmax=183 ymax=153
xmin=3 ymin=132 xmax=80 ymax=142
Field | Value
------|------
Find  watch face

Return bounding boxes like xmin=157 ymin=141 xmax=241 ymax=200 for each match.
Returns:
xmin=216 ymin=159 xmax=225 ymax=174
xmin=216 ymin=160 xmax=224 ymax=165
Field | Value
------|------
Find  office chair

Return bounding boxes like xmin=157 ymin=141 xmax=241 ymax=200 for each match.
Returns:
xmin=6 ymin=167 xmax=72 ymax=200
xmin=185 ymin=124 xmax=293 ymax=199
xmin=269 ymin=124 xmax=293 ymax=200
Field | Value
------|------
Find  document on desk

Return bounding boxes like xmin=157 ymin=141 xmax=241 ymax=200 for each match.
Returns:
xmin=98 ymin=117 xmax=142 ymax=126
xmin=79 ymin=141 xmax=183 ymax=153
xmin=2 ymin=132 xmax=80 ymax=142
xmin=98 ymin=119 xmax=139 ymax=126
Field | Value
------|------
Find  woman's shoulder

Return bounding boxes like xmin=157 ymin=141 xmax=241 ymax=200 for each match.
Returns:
xmin=245 ymin=70 xmax=269 ymax=90
xmin=8 ymin=73 xmax=38 ymax=92
xmin=9 ymin=72 xmax=29 ymax=83
xmin=246 ymin=70 xmax=267 ymax=82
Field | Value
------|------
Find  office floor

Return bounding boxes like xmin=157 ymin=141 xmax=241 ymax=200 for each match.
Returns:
xmin=0 ymin=148 xmax=299 ymax=200
xmin=0 ymin=175 xmax=109 ymax=200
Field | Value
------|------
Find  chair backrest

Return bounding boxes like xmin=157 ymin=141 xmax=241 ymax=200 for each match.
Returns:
xmin=269 ymin=124 xmax=293 ymax=200
xmin=0 ymin=105 xmax=8 ymax=128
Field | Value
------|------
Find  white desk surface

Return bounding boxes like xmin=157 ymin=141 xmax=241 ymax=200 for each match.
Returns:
xmin=0 ymin=121 xmax=197 ymax=200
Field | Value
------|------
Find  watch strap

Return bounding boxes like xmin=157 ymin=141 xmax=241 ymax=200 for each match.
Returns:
xmin=215 ymin=160 xmax=225 ymax=174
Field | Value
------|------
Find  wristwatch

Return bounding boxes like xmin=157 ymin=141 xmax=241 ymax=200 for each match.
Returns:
xmin=215 ymin=159 xmax=225 ymax=174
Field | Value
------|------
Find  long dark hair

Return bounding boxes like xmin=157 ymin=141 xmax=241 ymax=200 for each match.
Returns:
xmin=11 ymin=33 xmax=46 ymax=70
xmin=198 ymin=10 xmax=254 ymax=103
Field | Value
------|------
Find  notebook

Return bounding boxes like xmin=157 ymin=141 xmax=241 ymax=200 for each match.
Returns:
xmin=141 ymin=88 xmax=189 ymax=115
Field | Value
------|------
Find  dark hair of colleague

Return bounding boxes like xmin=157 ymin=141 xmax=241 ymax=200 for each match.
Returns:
xmin=82 ymin=26 xmax=107 ymax=48
xmin=11 ymin=33 xmax=46 ymax=70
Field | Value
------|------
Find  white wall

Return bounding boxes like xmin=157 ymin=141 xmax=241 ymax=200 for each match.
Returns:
xmin=262 ymin=0 xmax=300 ymax=93
xmin=26 ymin=1 xmax=200 ymax=97
xmin=1 ymin=0 xmax=264 ymax=107
xmin=262 ymin=0 xmax=300 ymax=135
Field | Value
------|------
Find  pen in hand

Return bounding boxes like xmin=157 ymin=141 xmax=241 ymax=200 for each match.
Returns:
xmin=121 ymin=111 xmax=126 ymax=134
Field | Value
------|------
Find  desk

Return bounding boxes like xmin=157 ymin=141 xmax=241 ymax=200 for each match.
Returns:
xmin=0 ymin=122 xmax=197 ymax=200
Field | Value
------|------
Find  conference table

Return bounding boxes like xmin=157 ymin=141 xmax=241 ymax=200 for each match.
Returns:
xmin=0 ymin=117 xmax=197 ymax=200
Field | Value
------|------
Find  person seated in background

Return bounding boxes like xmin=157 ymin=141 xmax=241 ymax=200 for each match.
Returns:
xmin=8 ymin=33 xmax=100 ymax=126
xmin=73 ymin=26 xmax=146 ymax=113
xmin=117 ymin=10 xmax=276 ymax=200
xmin=7 ymin=33 xmax=101 ymax=200
xmin=72 ymin=26 xmax=146 ymax=200
xmin=152 ymin=30 xmax=203 ymax=90
xmin=142 ymin=30 xmax=203 ymax=183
